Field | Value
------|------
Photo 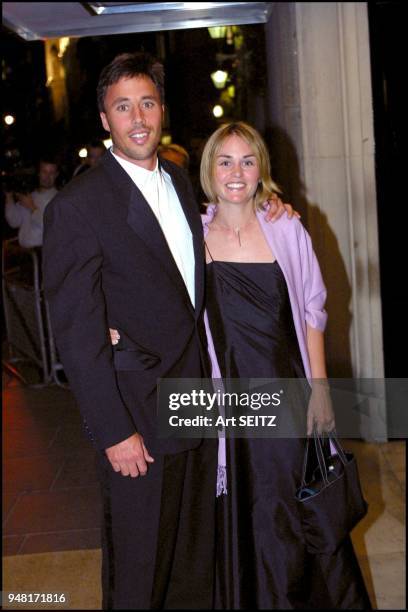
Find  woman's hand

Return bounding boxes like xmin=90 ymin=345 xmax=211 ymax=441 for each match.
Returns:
xmin=109 ymin=328 xmax=120 ymax=345
xmin=306 ymin=382 xmax=335 ymax=436
xmin=264 ymin=194 xmax=301 ymax=222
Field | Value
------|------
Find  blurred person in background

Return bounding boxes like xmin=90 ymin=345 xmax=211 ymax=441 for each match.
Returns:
xmin=158 ymin=142 xmax=190 ymax=170
xmin=4 ymin=158 xmax=59 ymax=248
xmin=72 ymin=139 xmax=106 ymax=177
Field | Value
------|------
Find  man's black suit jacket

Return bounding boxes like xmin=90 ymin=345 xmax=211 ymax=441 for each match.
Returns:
xmin=43 ymin=152 xmax=210 ymax=455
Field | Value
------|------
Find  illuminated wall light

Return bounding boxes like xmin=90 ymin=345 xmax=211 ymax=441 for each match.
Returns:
xmin=227 ymin=85 xmax=236 ymax=98
xmin=4 ymin=115 xmax=15 ymax=125
xmin=208 ymin=26 xmax=227 ymax=39
xmin=226 ymin=26 xmax=235 ymax=45
xmin=211 ymin=70 xmax=228 ymax=89
xmin=213 ymin=105 xmax=224 ymax=118
xmin=161 ymin=135 xmax=172 ymax=145
xmin=103 ymin=138 xmax=113 ymax=149
xmin=58 ymin=37 xmax=70 ymax=58
xmin=78 ymin=148 xmax=87 ymax=159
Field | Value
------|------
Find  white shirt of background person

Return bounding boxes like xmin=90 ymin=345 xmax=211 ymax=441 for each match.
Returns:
xmin=4 ymin=161 xmax=59 ymax=248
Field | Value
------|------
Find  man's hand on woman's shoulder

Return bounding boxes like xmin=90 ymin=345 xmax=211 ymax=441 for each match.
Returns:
xmin=264 ymin=194 xmax=301 ymax=223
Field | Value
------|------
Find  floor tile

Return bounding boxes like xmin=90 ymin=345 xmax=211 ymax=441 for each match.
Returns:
xmin=51 ymin=450 xmax=99 ymax=489
xmin=3 ymin=489 xmax=21 ymax=525
xmin=352 ymin=507 xmax=405 ymax=557
xmin=3 ymin=487 xmax=102 ymax=536
xmin=379 ymin=441 xmax=406 ymax=475
xmin=47 ymin=425 xmax=94 ymax=454
xmin=344 ymin=439 xmax=389 ymax=475
xmin=393 ymin=469 xmax=406 ymax=493
xmin=357 ymin=552 xmax=406 ymax=610
xmin=3 ymin=427 xmax=60 ymax=458
xmin=3 ymin=535 xmax=25 ymax=556
xmin=360 ymin=469 xmax=405 ymax=523
xmin=20 ymin=529 xmax=101 ymax=555
xmin=3 ymin=388 xmax=81 ymax=430
xmin=2 ymin=549 xmax=102 ymax=610
xmin=3 ymin=455 xmax=65 ymax=493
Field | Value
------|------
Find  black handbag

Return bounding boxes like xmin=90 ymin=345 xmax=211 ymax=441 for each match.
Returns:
xmin=295 ymin=430 xmax=368 ymax=554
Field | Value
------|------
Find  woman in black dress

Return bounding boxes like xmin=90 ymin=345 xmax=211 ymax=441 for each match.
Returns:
xmin=200 ymin=122 xmax=371 ymax=609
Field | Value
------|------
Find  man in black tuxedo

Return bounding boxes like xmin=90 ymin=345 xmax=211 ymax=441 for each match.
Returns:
xmin=43 ymin=52 xmax=288 ymax=609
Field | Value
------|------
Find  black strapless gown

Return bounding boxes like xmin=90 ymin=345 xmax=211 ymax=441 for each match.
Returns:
xmin=206 ymin=259 xmax=371 ymax=610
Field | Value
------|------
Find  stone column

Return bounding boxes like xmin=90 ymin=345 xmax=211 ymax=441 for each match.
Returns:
xmin=264 ymin=3 xmax=386 ymax=439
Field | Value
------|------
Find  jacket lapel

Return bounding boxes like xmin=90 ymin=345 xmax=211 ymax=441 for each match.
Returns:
xmin=101 ymin=153 xmax=197 ymax=313
xmin=161 ymin=159 xmax=205 ymax=319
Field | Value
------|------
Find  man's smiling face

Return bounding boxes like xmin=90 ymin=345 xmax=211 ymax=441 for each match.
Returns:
xmin=100 ymin=75 xmax=164 ymax=171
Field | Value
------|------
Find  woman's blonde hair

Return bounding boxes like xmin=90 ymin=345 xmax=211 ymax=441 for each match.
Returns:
xmin=200 ymin=121 xmax=281 ymax=210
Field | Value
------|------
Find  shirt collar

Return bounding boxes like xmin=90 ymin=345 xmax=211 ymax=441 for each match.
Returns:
xmin=110 ymin=147 xmax=159 ymax=190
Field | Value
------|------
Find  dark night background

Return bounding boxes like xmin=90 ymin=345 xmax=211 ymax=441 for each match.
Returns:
xmin=1 ymin=1 xmax=406 ymax=377
xmin=367 ymin=1 xmax=406 ymax=377
xmin=1 ymin=24 xmax=266 ymax=190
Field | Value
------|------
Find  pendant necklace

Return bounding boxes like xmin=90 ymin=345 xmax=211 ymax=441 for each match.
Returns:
xmin=211 ymin=217 xmax=255 ymax=247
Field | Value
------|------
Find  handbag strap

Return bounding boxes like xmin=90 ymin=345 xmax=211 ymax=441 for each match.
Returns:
xmin=301 ymin=428 xmax=349 ymax=487
xmin=325 ymin=429 xmax=349 ymax=465
xmin=300 ymin=430 xmax=329 ymax=487
xmin=313 ymin=428 xmax=330 ymax=485
xmin=300 ymin=437 xmax=311 ymax=487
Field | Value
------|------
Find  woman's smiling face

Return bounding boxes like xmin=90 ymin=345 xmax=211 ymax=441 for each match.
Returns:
xmin=213 ymin=134 xmax=260 ymax=207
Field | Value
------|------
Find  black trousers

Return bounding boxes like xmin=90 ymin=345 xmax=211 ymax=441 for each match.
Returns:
xmin=97 ymin=438 xmax=218 ymax=610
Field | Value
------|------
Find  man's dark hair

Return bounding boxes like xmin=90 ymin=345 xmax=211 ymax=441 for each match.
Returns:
xmin=97 ymin=52 xmax=165 ymax=113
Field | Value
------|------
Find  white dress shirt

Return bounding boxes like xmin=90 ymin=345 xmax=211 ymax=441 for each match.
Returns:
xmin=111 ymin=149 xmax=195 ymax=307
